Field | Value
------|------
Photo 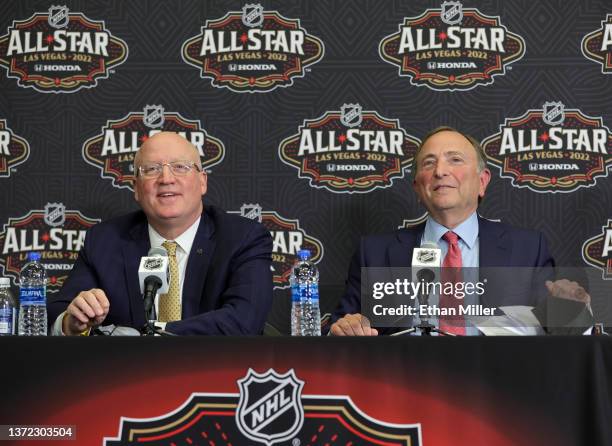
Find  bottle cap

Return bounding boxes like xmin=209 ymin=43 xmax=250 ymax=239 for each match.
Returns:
xmin=297 ymin=249 xmax=310 ymax=260
xmin=0 ymin=277 xmax=10 ymax=287
xmin=28 ymin=252 xmax=41 ymax=262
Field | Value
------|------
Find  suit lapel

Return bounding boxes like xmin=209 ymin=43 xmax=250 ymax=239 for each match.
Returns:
xmin=478 ymin=217 xmax=511 ymax=267
xmin=388 ymin=224 xmax=424 ymax=267
xmin=182 ymin=211 xmax=216 ymax=318
xmin=123 ymin=218 xmax=150 ymax=326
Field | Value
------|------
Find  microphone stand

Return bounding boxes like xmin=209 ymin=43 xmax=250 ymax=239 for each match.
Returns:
xmin=142 ymin=277 xmax=161 ymax=336
xmin=140 ymin=322 xmax=177 ymax=336
xmin=141 ymin=306 xmax=158 ymax=336
xmin=392 ymin=288 xmax=460 ymax=337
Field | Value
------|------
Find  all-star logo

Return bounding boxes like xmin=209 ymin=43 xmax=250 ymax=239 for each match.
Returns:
xmin=0 ymin=119 xmax=30 ymax=178
xmin=0 ymin=6 xmax=128 ymax=93
xmin=582 ymin=220 xmax=612 ymax=280
xmin=0 ymin=203 xmax=100 ymax=290
xmin=482 ymin=102 xmax=612 ymax=193
xmin=279 ymin=104 xmax=420 ymax=193
xmin=230 ymin=204 xmax=323 ymax=289
xmin=379 ymin=1 xmax=525 ymax=91
xmin=104 ymin=368 xmax=422 ymax=446
xmin=82 ymin=105 xmax=225 ymax=190
xmin=181 ymin=3 xmax=324 ymax=93
xmin=581 ymin=14 xmax=612 ymax=73
xmin=236 ymin=369 xmax=304 ymax=445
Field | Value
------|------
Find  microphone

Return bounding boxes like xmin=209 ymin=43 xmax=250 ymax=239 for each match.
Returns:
xmin=138 ymin=246 xmax=170 ymax=319
xmin=411 ymin=241 xmax=441 ymax=306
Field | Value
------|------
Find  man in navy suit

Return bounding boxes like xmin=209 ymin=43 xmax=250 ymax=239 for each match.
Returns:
xmin=330 ymin=127 xmax=589 ymax=336
xmin=48 ymin=132 xmax=272 ymax=335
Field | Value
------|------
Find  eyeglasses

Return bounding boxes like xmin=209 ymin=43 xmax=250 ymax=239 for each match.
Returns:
xmin=136 ymin=161 xmax=201 ymax=178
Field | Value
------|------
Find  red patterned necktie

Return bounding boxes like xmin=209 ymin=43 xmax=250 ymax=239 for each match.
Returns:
xmin=440 ymin=231 xmax=466 ymax=335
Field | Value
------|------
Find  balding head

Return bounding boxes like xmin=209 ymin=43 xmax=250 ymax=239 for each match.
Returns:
xmin=134 ymin=132 xmax=202 ymax=172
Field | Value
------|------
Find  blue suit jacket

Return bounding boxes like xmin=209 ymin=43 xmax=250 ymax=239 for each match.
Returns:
xmin=48 ymin=205 xmax=273 ymax=335
xmin=333 ymin=216 xmax=555 ymax=322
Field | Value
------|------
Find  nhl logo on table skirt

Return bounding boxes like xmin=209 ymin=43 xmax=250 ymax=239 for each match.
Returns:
xmin=236 ymin=369 xmax=304 ymax=445
xmin=103 ymin=368 xmax=422 ymax=446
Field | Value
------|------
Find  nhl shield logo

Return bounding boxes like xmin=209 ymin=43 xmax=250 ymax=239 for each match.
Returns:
xmin=44 ymin=202 xmax=66 ymax=227
xmin=340 ymin=103 xmax=363 ymax=128
xmin=236 ymin=369 xmax=304 ymax=446
xmin=542 ymin=101 xmax=565 ymax=126
xmin=143 ymin=105 xmax=165 ymax=129
xmin=441 ymin=1 xmax=463 ymax=25
xmin=48 ymin=5 xmax=69 ymax=29
xmin=240 ymin=203 xmax=263 ymax=223
xmin=143 ymin=258 xmax=163 ymax=270
xmin=417 ymin=249 xmax=437 ymax=264
xmin=242 ymin=3 xmax=265 ymax=28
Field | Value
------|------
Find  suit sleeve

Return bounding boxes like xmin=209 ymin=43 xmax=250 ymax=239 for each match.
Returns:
xmin=331 ymin=238 xmax=365 ymax=324
xmin=46 ymin=226 xmax=101 ymax=326
xmin=166 ymin=223 xmax=273 ymax=335
xmin=535 ymin=231 xmax=555 ymax=268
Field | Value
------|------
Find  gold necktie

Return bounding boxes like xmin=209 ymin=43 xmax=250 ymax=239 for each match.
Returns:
xmin=159 ymin=240 xmax=181 ymax=322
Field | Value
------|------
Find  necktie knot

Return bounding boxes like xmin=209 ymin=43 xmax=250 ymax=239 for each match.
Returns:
xmin=162 ymin=240 xmax=177 ymax=256
xmin=442 ymin=231 xmax=459 ymax=246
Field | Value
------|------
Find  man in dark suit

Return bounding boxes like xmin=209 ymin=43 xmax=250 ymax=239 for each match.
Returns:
xmin=48 ymin=132 xmax=272 ymax=335
xmin=330 ymin=127 xmax=589 ymax=336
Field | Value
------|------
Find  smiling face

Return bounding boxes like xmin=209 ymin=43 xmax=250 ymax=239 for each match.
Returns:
xmin=134 ymin=132 xmax=207 ymax=239
xmin=413 ymin=130 xmax=491 ymax=228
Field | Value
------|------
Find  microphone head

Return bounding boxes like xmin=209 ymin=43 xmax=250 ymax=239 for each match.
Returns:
xmin=138 ymin=252 xmax=170 ymax=294
xmin=417 ymin=268 xmax=436 ymax=283
xmin=148 ymin=246 xmax=168 ymax=257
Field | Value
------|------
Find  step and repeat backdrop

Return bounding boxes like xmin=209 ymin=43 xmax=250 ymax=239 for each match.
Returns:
xmin=0 ymin=0 xmax=611 ymax=333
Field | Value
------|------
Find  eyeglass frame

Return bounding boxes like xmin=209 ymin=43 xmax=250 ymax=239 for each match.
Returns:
xmin=135 ymin=160 xmax=203 ymax=179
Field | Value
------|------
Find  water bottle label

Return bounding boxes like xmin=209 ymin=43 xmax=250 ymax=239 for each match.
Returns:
xmin=291 ymin=284 xmax=301 ymax=303
xmin=0 ymin=308 xmax=13 ymax=334
xmin=310 ymin=282 xmax=319 ymax=301
xmin=19 ymin=287 xmax=46 ymax=304
xmin=293 ymin=283 xmax=319 ymax=302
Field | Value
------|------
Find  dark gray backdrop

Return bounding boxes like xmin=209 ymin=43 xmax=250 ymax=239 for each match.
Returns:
xmin=1 ymin=0 xmax=610 ymax=333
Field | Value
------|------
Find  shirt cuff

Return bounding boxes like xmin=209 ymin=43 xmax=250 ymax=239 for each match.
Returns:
xmin=52 ymin=311 xmax=90 ymax=336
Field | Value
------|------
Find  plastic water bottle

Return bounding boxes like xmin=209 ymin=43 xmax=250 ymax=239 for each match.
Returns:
xmin=290 ymin=249 xmax=321 ymax=336
xmin=0 ymin=278 xmax=16 ymax=335
xmin=18 ymin=252 xmax=48 ymax=336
